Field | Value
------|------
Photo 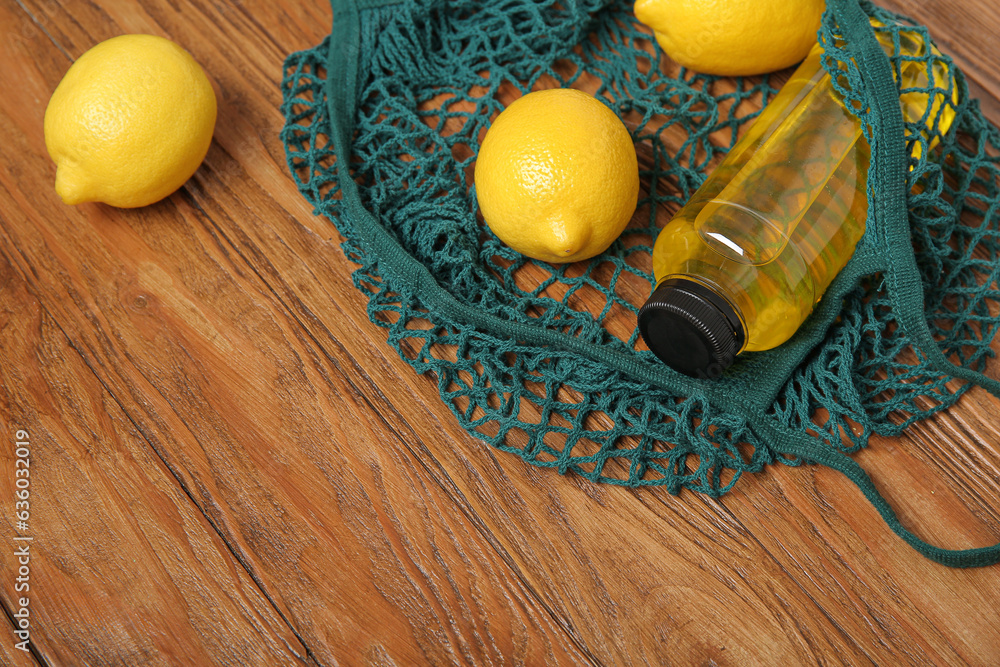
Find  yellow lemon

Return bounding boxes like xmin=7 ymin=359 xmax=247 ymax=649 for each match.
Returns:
xmin=474 ymin=89 xmax=639 ymax=264
xmin=44 ymin=34 xmax=217 ymax=208
xmin=634 ymin=0 xmax=825 ymax=76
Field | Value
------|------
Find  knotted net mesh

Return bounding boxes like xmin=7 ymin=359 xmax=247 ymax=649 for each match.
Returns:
xmin=279 ymin=0 xmax=1000 ymax=495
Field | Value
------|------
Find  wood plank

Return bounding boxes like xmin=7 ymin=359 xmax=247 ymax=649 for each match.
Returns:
xmin=4 ymin=0 xmax=1000 ymax=664
xmin=0 ymin=236 xmax=310 ymax=665
xmin=1 ymin=2 xmax=596 ymax=663
xmin=0 ymin=617 xmax=38 ymax=667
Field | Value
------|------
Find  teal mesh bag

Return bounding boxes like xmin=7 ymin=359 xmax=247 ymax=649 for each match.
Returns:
xmin=280 ymin=0 xmax=1000 ymax=567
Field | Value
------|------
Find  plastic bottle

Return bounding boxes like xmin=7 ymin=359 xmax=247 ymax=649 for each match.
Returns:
xmin=637 ymin=27 xmax=956 ymax=378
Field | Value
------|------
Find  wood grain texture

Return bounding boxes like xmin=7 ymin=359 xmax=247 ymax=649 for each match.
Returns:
xmin=0 ymin=238 xmax=309 ymax=666
xmin=0 ymin=628 xmax=37 ymax=667
xmin=1 ymin=2 xmax=596 ymax=664
xmin=1 ymin=0 xmax=1000 ymax=664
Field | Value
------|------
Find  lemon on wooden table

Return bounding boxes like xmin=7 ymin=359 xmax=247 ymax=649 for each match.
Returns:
xmin=474 ymin=88 xmax=639 ymax=264
xmin=44 ymin=34 xmax=217 ymax=208
xmin=633 ymin=0 xmax=825 ymax=76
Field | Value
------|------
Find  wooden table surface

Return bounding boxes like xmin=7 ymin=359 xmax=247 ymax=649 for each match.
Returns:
xmin=3 ymin=0 xmax=1000 ymax=664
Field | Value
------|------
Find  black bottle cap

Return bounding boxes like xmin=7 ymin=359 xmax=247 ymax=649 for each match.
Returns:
xmin=637 ymin=278 xmax=746 ymax=379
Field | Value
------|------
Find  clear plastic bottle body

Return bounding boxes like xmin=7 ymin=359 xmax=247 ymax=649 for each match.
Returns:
xmin=647 ymin=31 xmax=955 ymax=359
xmin=652 ymin=44 xmax=868 ymax=351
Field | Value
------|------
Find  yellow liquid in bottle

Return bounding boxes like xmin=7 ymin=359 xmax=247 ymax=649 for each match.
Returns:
xmin=649 ymin=29 xmax=955 ymax=354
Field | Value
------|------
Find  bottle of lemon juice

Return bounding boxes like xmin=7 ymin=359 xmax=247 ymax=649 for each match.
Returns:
xmin=637 ymin=27 xmax=956 ymax=378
